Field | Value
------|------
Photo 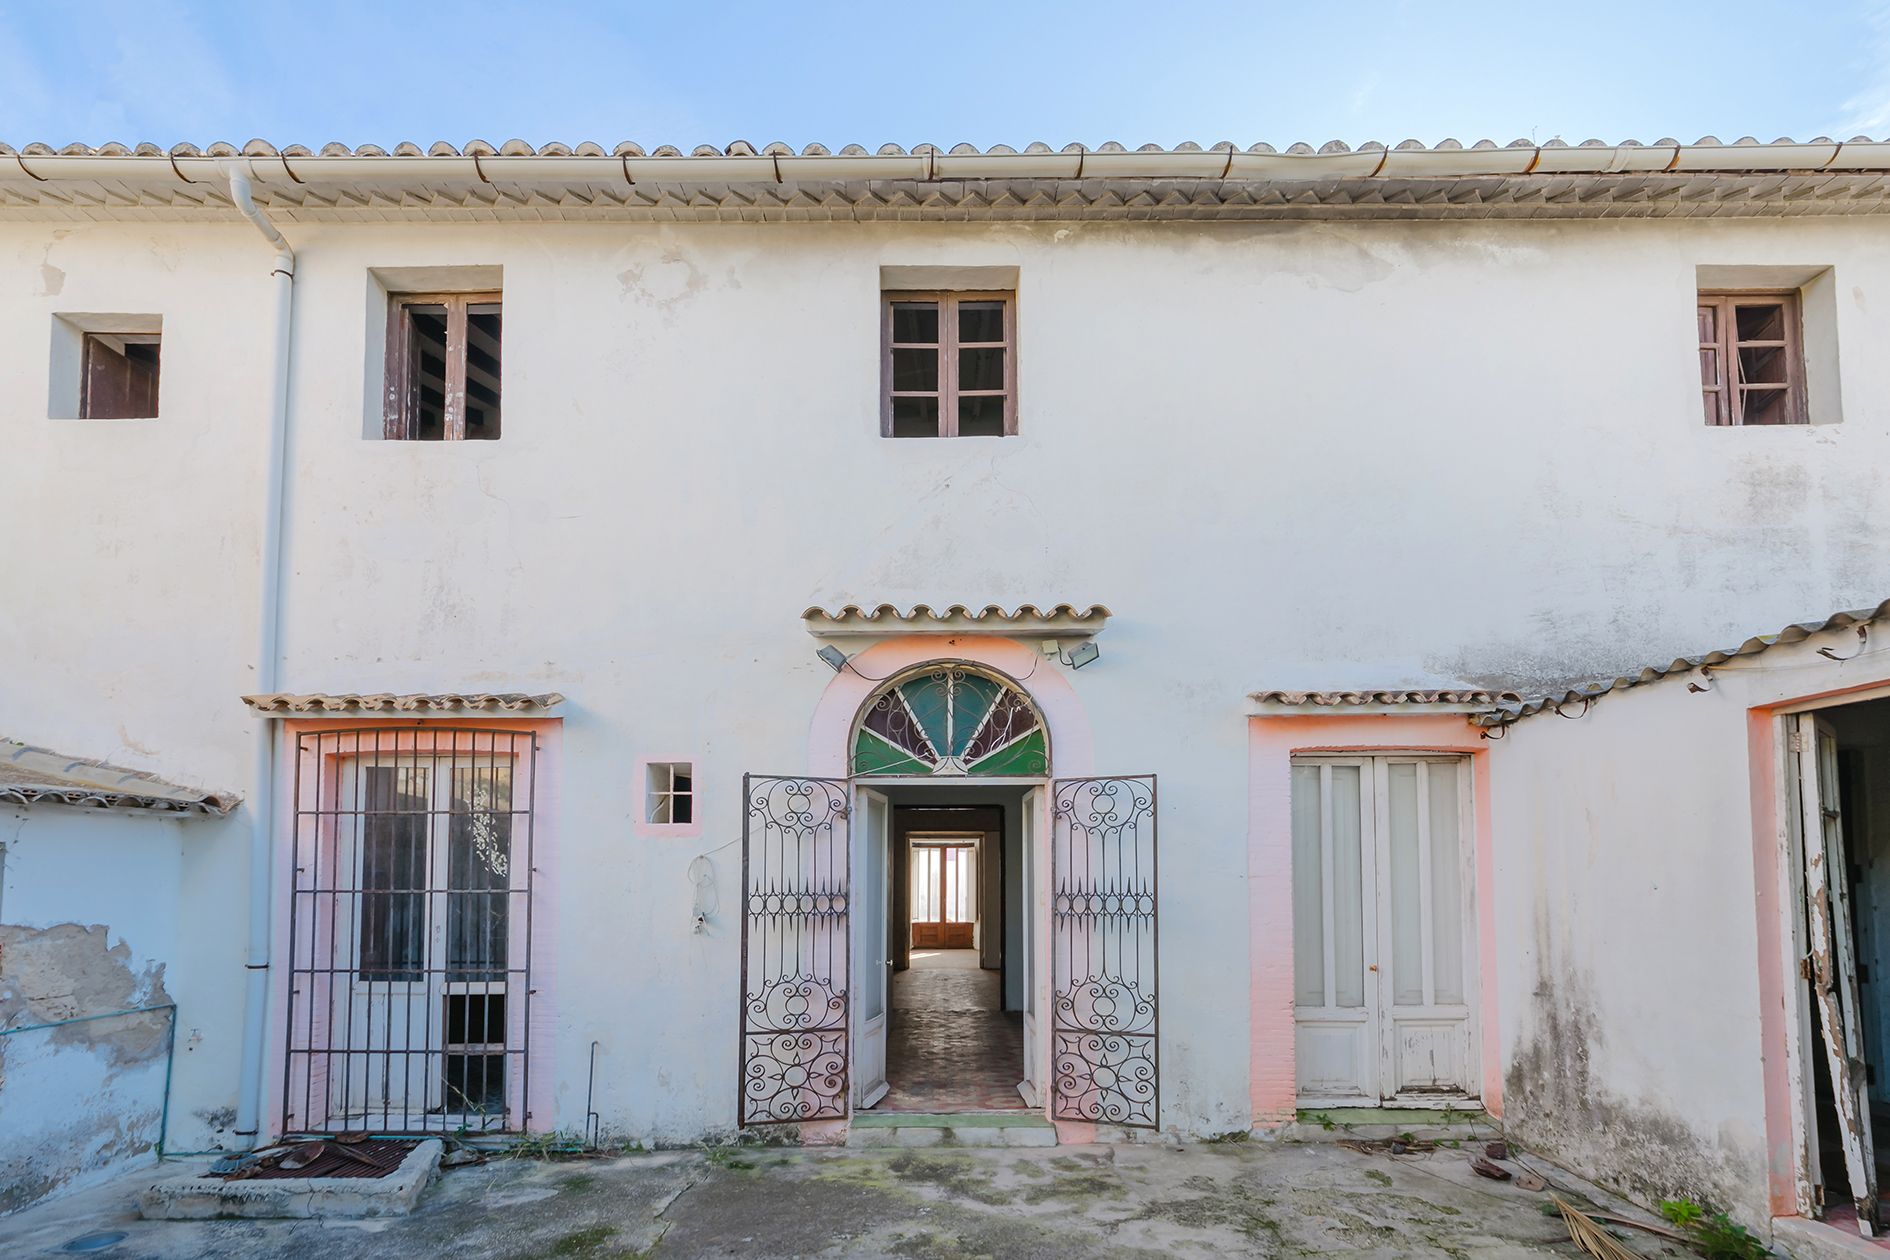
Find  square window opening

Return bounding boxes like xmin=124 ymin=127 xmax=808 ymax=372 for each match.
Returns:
xmin=49 ymin=314 xmax=163 ymax=420
xmin=646 ymin=761 xmax=694 ymax=826
xmin=384 ymin=291 xmax=502 ymax=440
xmin=882 ymin=291 xmax=1015 ymax=438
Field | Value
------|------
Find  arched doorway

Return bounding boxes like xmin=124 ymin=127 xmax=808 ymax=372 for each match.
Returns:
xmin=737 ymin=643 xmax=1159 ymax=1134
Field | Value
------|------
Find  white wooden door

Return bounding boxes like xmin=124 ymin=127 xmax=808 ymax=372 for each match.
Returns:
xmin=1798 ymin=714 xmax=1878 ymax=1234
xmin=1019 ymin=785 xmax=1046 ymax=1108
xmin=1292 ymin=756 xmax=1478 ymax=1104
xmin=851 ymin=787 xmax=892 ymax=1109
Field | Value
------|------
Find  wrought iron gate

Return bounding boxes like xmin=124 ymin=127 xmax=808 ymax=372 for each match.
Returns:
xmin=738 ymin=775 xmax=851 ymax=1125
xmin=1051 ymin=775 xmax=1159 ymax=1127
xmin=283 ymin=727 xmax=537 ymax=1135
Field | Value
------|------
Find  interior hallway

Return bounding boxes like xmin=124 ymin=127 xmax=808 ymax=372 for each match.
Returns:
xmin=881 ymin=948 xmax=1025 ymax=1112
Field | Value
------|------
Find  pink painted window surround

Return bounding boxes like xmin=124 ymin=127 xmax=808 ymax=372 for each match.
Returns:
xmin=635 ymin=755 xmax=701 ymax=838
xmin=266 ymin=717 xmax=560 ymax=1139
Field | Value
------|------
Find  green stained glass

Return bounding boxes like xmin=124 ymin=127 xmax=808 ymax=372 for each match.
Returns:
xmin=851 ymin=665 xmax=1048 ymax=777
xmin=899 ymin=677 xmax=954 ymax=760
xmin=965 ymin=728 xmax=1047 ymax=777
xmin=947 ymin=673 xmax=1002 ymax=756
xmin=854 ymin=729 xmax=933 ymax=776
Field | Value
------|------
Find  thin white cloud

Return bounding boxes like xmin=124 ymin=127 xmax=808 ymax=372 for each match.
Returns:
xmin=1837 ymin=0 xmax=1890 ymax=135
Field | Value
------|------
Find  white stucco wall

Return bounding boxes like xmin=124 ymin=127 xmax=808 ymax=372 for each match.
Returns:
xmin=0 ymin=806 xmax=220 ymax=1211
xmin=4 ymin=214 xmax=1889 ymax=1153
xmin=1488 ymin=632 xmax=1890 ymax=1226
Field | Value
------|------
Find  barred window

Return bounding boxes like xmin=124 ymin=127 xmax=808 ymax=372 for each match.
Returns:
xmin=285 ymin=728 xmax=536 ymax=1134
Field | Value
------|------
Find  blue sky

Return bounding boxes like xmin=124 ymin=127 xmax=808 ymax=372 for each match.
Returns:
xmin=3 ymin=1 xmax=1889 ymax=151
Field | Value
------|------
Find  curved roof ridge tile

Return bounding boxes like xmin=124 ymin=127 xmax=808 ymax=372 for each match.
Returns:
xmin=242 ymin=691 xmax=565 ymax=714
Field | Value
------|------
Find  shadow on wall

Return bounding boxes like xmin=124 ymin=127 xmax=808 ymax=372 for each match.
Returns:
xmin=1503 ymin=956 xmax=1765 ymax=1224
xmin=0 ymin=924 xmax=174 ymax=1214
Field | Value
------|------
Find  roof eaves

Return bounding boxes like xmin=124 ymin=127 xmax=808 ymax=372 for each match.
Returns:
xmin=1473 ymin=597 xmax=1890 ymax=729
xmin=803 ymin=603 xmax=1111 ymax=636
xmin=1250 ymin=689 xmax=1521 ymax=711
xmin=242 ymin=691 xmax=565 ymax=715
xmin=0 ymin=738 xmax=237 ymax=816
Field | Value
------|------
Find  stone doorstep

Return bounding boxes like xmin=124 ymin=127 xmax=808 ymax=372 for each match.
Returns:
xmin=1285 ymin=1107 xmax=1498 ymax=1144
xmin=138 ymin=1139 xmax=443 ymax=1220
xmin=847 ymin=1112 xmax=1058 ymax=1148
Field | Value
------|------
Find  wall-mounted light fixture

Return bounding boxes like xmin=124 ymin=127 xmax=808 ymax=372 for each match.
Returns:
xmin=817 ymin=645 xmax=851 ymax=672
xmin=1041 ymin=639 xmax=1101 ymax=670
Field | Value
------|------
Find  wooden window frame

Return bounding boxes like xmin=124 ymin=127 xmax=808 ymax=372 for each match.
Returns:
xmin=645 ymin=761 xmax=694 ymax=826
xmin=880 ymin=290 xmax=1017 ymax=438
xmin=383 ymin=290 xmax=503 ymax=440
xmin=79 ymin=331 xmax=162 ymax=419
xmin=1697 ymin=289 xmax=1807 ymax=427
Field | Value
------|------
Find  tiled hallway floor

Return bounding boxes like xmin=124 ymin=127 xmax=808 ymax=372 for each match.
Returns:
xmin=880 ymin=948 xmax=1026 ymax=1112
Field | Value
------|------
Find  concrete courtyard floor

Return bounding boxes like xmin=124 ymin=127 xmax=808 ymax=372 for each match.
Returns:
xmin=0 ymin=1141 xmax=1694 ymax=1259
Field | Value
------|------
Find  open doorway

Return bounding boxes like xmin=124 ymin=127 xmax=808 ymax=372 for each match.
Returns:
xmin=856 ymin=787 xmax=1033 ymax=1113
xmin=1794 ymin=698 xmax=1890 ymax=1236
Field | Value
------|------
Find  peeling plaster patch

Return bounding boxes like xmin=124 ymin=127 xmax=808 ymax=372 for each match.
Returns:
xmin=0 ymin=923 xmax=172 ymax=1066
xmin=618 ymin=252 xmax=707 ymax=313
xmin=37 ymin=262 xmax=63 ymax=296
xmin=1504 ymin=960 xmax=1764 ymax=1222
xmin=0 ymin=924 xmax=171 ymax=1215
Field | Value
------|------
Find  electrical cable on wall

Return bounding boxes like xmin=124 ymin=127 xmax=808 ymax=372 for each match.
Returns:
xmin=687 ymin=837 xmax=738 ymax=934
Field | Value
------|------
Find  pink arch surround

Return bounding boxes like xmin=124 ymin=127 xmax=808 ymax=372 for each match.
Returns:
xmin=807 ymin=635 xmax=1094 ymax=778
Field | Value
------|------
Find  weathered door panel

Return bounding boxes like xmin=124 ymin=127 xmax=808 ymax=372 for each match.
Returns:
xmin=1290 ymin=760 xmax=1378 ymax=1099
xmin=1373 ymin=759 xmax=1476 ymax=1101
xmin=1051 ymin=775 xmax=1159 ymax=1128
xmin=1799 ymin=715 xmax=1879 ymax=1234
xmin=1020 ymin=786 xmax=1046 ymax=1108
xmin=852 ymin=787 xmax=891 ymax=1110
xmin=738 ymin=775 xmax=851 ymax=1126
xmin=1292 ymin=756 xmax=1477 ymax=1105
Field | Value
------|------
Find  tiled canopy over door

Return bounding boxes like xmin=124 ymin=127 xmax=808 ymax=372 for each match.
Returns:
xmin=1291 ymin=756 xmax=1478 ymax=1104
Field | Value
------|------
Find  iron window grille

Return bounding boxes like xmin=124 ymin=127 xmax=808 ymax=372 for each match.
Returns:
xmin=283 ymin=727 xmax=536 ymax=1135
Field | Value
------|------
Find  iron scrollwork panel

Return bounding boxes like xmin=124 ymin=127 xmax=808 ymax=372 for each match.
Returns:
xmin=1051 ymin=775 xmax=1159 ymax=1128
xmin=739 ymin=775 xmax=851 ymax=1125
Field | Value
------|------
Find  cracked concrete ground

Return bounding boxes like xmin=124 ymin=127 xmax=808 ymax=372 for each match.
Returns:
xmin=0 ymin=1142 xmax=1692 ymax=1258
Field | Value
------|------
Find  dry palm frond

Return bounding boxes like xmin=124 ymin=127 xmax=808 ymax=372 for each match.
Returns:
xmin=1553 ymin=1195 xmax=1641 ymax=1260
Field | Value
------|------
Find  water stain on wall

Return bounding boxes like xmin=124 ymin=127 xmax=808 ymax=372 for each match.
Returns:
xmin=1504 ymin=956 xmax=1764 ymax=1222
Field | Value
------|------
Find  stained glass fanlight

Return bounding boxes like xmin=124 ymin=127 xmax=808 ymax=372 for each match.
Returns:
xmin=852 ymin=665 xmax=1048 ymax=776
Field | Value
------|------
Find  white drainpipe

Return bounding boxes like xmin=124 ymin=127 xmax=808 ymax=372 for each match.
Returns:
xmin=223 ymin=160 xmax=295 ymax=1147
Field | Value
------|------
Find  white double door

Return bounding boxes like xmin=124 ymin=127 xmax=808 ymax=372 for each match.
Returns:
xmin=1292 ymin=755 xmax=1479 ymax=1104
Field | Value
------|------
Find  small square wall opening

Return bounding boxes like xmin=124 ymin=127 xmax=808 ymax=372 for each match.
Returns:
xmin=50 ymin=314 xmax=163 ymax=419
xmin=646 ymin=762 xmax=694 ymax=826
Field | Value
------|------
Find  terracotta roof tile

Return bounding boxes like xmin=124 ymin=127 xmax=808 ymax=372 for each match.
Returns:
xmin=0 ymin=738 xmax=236 ymax=815
xmin=242 ymin=692 xmax=564 ymax=714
